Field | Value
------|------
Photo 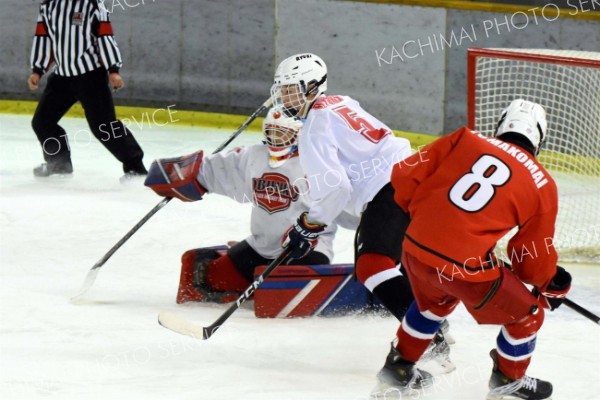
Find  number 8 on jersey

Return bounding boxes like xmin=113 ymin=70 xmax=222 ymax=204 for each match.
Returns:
xmin=449 ymin=155 xmax=511 ymax=212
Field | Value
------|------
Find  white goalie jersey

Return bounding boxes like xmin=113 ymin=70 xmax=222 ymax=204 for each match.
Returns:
xmin=299 ymin=95 xmax=412 ymax=225
xmin=197 ymin=144 xmax=345 ymax=260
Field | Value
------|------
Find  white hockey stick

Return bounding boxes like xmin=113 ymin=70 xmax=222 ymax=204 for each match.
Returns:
xmin=71 ymin=98 xmax=273 ymax=302
xmin=158 ymin=248 xmax=292 ymax=339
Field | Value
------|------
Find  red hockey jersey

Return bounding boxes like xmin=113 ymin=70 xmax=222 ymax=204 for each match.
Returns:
xmin=391 ymin=127 xmax=558 ymax=289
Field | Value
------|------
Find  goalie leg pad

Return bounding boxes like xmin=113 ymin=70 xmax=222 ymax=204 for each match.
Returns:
xmin=206 ymin=254 xmax=251 ymax=293
xmin=176 ymin=247 xmax=224 ymax=304
xmin=253 ymin=264 xmax=373 ymax=318
xmin=144 ymin=150 xmax=207 ymax=202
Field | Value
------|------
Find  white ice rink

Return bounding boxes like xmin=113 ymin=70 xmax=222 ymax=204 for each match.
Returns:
xmin=1 ymin=114 xmax=599 ymax=400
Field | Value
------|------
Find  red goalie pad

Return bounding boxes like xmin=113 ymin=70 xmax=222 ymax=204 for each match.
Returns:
xmin=253 ymin=264 xmax=374 ymax=318
xmin=144 ymin=150 xmax=207 ymax=202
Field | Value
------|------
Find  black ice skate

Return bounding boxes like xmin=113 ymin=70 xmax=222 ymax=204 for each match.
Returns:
xmin=487 ymin=350 xmax=553 ymax=400
xmin=371 ymin=342 xmax=433 ymax=398
xmin=33 ymin=161 xmax=73 ymax=178
xmin=120 ymin=163 xmax=148 ymax=183
xmin=420 ymin=331 xmax=456 ymax=373
xmin=440 ymin=319 xmax=455 ymax=344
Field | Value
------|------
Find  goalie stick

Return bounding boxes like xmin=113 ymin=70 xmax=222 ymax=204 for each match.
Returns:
xmin=71 ymin=97 xmax=273 ymax=302
xmin=158 ymin=247 xmax=292 ymax=339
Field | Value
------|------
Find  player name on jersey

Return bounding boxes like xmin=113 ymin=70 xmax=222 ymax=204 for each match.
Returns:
xmin=483 ymin=135 xmax=549 ymax=188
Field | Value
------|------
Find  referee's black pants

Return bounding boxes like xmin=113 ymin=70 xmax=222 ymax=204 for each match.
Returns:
xmin=31 ymin=68 xmax=145 ymax=173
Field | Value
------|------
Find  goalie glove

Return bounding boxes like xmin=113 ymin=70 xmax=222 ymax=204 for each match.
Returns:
xmin=282 ymin=212 xmax=326 ymax=260
xmin=533 ymin=266 xmax=572 ymax=311
xmin=144 ymin=150 xmax=208 ymax=202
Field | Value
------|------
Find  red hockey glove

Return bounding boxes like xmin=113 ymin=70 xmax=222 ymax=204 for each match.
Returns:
xmin=144 ymin=150 xmax=207 ymax=202
xmin=533 ymin=266 xmax=572 ymax=311
xmin=282 ymin=212 xmax=326 ymax=260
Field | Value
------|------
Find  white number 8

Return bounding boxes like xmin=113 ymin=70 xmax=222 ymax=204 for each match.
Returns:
xmin=449 ymin=155 xmax=511 ymax=212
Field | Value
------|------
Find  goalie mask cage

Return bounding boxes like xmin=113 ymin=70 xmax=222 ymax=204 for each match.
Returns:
xmin=467 ymin=48 xmax=600 ymax=263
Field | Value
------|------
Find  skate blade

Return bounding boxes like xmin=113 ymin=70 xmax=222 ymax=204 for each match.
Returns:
xmin=419 ymin=353 xmax=456 ymax=374
xmin=433 ymin=355 xmax=456 ymax=374
xmin=486 ymin=391 xmax=552 ymax=400
xmin=370 ymin=382 xmax=404 ymax=399
xmin=34 ymin=173 xmax=74 ymax=180
xmin=443 ymin=332 xmax=456 ymax=345
xmin=372 ymin=372 xmax=434 ymax=399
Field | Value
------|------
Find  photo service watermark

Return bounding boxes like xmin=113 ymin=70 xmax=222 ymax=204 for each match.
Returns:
xmin=94 ymin=332 xmax=229 ymax=372
xmin=371 ymin=363 xmax=489 ymax=399
xmin=434 ymin=225 xmax=599 ymax=284
xmin=375 ymin=1 xmax=599 ymax=66
xmin=231 ymin=145 xmax=430 ymax=211
xmin=39 ymin=104 xmax=179 ymax=157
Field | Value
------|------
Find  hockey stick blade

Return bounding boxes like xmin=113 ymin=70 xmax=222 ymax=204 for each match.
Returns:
xmin=71 ymin=197 xmax=171 ymax=302
xmin=71 ymin=268 xmax=101 ymax=302
xmin=158 ymin=311 xmax=207 ymax=339
xmin=158 ymin=248 xmax=292 ymax=340
xmin=157 ymin=311 xmax=222 ymax=340
xmin=564 ymin=298 xmax=600 ymax=325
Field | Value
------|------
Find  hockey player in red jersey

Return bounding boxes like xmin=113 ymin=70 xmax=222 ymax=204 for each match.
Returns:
xmin=145 ymin=108 xmax=351 ymax=304
xmin=380 ymin=99 xmax=571 ymax=399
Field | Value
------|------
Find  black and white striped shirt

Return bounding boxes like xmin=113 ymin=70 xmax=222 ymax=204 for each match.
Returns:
xmin=31 ymin=0 xmax=122 ymax=77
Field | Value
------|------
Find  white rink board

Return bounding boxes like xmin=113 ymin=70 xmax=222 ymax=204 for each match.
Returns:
xmin=1 ymin=114 xmax=599 ymax=400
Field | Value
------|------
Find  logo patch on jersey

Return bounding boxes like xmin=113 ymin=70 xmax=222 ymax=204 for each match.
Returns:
xmin=252 ymin=173 xmax=300 ymax=214
xmin=72 ymin=12 xmax=83 ymax=26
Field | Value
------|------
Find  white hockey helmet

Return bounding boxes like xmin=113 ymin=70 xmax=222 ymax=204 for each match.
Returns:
xmin=262 ymin=107 xmax=303 ymax=168
xmin=494 ymin=99 xmax=548 ymax=155
xmin=270 ymin=53 xmax=327 ymax=116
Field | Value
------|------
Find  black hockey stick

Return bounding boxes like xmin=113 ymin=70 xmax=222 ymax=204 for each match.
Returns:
xmin=71 ymin=197 xmax=172 ymax=301
xmin=158 ymin=247 xmax=292 ymax=339
xmin=71 ymin=98 xmax=273 ymax=301
xmin=564 ymin=298 xmax=600 ymax=325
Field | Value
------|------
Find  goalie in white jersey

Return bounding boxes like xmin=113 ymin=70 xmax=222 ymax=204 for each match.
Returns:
xmin=145 ymin=108 xmax=343 ymax=303
xmin=274 ymin=53 xmax=416 ymax=321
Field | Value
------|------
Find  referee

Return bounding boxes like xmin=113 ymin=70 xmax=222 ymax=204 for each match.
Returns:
xmin=28 ymin=0 xmax=147 ymax=179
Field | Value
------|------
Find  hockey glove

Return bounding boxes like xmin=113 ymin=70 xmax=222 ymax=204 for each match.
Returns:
xmin=283 ymin=212 xmax=326 ymax=260
xmin=533 ymin=266 xmax=572 ymax=311
xmin=144 ymin=150 xmax=208 ymax=202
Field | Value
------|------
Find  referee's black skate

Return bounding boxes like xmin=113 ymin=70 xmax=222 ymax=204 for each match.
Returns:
xmin=487 ymin=350 xmax=552 ymax=400
xmin=371 ymin=342 xmax=433 ymax=398
xmin=120 ymin=164 xmax=148 ymax=183
xmin=33 ymin=162 xmax=73 ymax=177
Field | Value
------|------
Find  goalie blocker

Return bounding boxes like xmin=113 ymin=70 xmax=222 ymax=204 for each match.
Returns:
xmin=144 ymin=150 xmax=207 ymax=202
xmin=178 ymin=246 xmax=381 ymax=318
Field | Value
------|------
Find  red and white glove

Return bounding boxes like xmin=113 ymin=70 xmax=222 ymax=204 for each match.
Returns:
xmin=533 ymin=266 xmax=572 ymax=311
xmin=282 ymin=212 xmax=326 ymax=260
xmin=144 ymin=150 xmax=207 ymax=202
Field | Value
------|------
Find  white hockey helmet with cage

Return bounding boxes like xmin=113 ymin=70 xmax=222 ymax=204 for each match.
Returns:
xmin=270 ymin=53 xmax=327 ymax=116
xmin=494 ymin=99 xmax=548 ymax=155
xmin=262 ymin=107 xmax=303 ymax=168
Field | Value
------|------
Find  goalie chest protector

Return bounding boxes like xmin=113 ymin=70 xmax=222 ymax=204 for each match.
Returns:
xmin=253 ymin=264 xmax=373 ymax=318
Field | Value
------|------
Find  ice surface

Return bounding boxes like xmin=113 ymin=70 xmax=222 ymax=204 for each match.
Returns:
xmin=1 ymin=114 xmax=599 ymax=399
